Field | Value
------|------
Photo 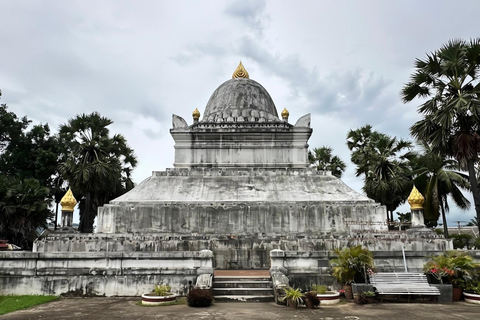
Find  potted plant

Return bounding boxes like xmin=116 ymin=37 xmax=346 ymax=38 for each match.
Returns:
xmin=141 ymin=284 xmax=176 ymax=305
xmin=303 ymin=291 xmax=320 ymax=309
xmin=330 ymin=245 xmax=374 ymax=299
xmin=187 ymin=288 xmax=214 ymax=307
xmin=312 ymin=284 xmax=340 ymax=304
xmin=424 ymin=251 xmax=477 ymax=301
xmin=464 ymin=281 xmax=480 ymax=305
xmin=364 ymin=291 xmax=376 ymax=304
xmin=353 ymin=292 xmax=367 ymax=304
xmin=282 ymin=287 xmax=304 ymax=309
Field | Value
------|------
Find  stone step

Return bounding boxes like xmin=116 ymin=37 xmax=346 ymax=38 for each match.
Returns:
xmin=213 ymin=276 xmax=271 ymax=282
xmin=213 ymin=281 xmax=272 ymax=288
xmin=213 ymin=295 xmax=275 ymax=303
xmin=213 ymin=287 xmax=273 ymax=296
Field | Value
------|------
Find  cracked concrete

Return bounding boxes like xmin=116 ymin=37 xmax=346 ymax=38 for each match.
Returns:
xmin=1 ymin=298 xmax=479 ymax=320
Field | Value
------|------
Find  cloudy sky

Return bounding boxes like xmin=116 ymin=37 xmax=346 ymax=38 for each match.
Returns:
xmin=2 ymin=0 xmax=480 ymax=226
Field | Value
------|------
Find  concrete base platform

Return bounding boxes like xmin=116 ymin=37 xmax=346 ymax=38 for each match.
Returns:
xmin=2 ymin=298 xmax=480 ymax=320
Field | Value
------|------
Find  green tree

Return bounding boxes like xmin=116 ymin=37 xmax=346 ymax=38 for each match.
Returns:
xmin=0 ymin=175 xmax=52 ymax=249
xmin=59 ymin=112 xmax=137 ymax=233
xmin=308 ymin=146 xmax=346 ymax=178
xmin=413 ymin=143 xmax=470 ymax=237
xmin=401 ymin=38 xmax=480 ymax=228
xmin=347 ymin=125 xmax=414 ymax=222
xmin=0 ymin=103 xmax=60 ymax=247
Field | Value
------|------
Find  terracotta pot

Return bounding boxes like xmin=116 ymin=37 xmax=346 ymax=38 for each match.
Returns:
xmin=287 ymin=298 xmax=297 ymax=309
xmin=366 ymin=297 xmax=375 ymax=304
xmin=343 ymin=285 xmax=353 ymax=299
xmin=305 ymin=298 xmax=314 ymax=309
xmin=452 ymin=287 xmax=463 ymax=301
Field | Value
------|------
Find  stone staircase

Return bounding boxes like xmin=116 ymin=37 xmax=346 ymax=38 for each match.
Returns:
xmin=212 ymin=275 xmax=275 ymax=302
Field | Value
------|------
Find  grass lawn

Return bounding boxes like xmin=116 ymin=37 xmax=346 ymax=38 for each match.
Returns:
xmin=0 ymin=295 xmax=60 ymax=315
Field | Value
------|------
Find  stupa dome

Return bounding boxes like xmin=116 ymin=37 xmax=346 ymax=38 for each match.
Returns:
xmin=201 ymin=64 xmax=280 ymax=123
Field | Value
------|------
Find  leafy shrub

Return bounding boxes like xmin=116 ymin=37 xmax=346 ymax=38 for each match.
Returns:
xmin=451 ymin=234 xmax=473 ymax=249
xmin=364 ymin=291 xmax=375 ymax=297
xmin=187 ymin=289 xmax=214 ymax=307
xmin=154 ymin=284 xmax=172 ymax=296
xmin=281 ymin=287 xmax=304 ymax=306
xmin=310 ymin=284 xmax=327 ymax=294
xmin=473 ymin=237 xmax=480 ymax=250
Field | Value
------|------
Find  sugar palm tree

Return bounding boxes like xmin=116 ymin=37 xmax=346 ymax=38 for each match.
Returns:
xmin=401 ymin=38 xmax=480 ymax=228
xmin=413 ymin=143 xmax=470 ymax=237
xmin=59 ymin=112 xmax=137 ymax=232
xmin=348 ymin=126 xmax=414 ymax=222
xmin=308 ymin=146 xmax=346 ymax=178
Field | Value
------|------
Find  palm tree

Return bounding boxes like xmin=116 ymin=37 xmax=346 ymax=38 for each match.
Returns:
xmin=401 ymin=38 xmax=480 ymax=228
xmin=348 ymin=126 xmax=414 ymax=222
xmin=59 ymin=112 xmax=137 ymax=233
xmin=413 ymin=143 xmax=471 ymax=237
xmin=308 ymin=146 xmax=346 ymax=178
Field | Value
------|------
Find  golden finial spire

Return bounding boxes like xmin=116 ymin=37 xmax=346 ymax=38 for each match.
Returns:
xmin=60 ymin=188 xmax=77 ymax=212
xmin=281 ymin=108 xmax=289 ymax=120
xmin=192 ymin=108 xmax=200 ymax=122
xmin=232 ymin=61 xmax=249 ymax=79
xmin=408 ymin=185 xmax=425 ymax=210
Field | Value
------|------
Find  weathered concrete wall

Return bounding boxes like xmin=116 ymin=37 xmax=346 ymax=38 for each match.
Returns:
xmin=0 ymin=250 xmax=213 ymax=296
xmin=98 ymin=201 xmax=385 ymax=235
xmin=34 ymin=232 xmax=452 ymax=270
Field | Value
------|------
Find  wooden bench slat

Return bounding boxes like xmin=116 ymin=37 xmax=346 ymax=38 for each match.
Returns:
xmin=370 ymin=272 xmax=440 ymax=296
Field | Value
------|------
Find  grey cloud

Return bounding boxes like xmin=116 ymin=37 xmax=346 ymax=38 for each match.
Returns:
xmin=224 ymin=0 xmax=268 ymax=35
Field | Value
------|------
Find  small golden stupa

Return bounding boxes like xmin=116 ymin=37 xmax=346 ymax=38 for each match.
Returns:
xmin=232 ymin=61 xmax=249 ymax=79
xmin=281 ymin=108 xmax=289 ymax=119
xmin=60 ymin=188 xmax=77 ymax=212
xmin=407 ymin=185 xmax=424 ymax=210
xmin=192 ymin=108 xmax=200 ymax=121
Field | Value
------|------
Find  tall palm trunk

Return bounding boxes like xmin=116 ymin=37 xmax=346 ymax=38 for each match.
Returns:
xmin=467 ymin=158 xmax=480 ymax=231
xmin=440 ymin=201 xmax=449 ymax=239
xmin=79 ymin=192 xmax=92 ymax=233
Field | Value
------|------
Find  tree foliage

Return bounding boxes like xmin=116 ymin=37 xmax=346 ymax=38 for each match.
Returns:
xmin=347 ymin=125 xmax=414 ymax=221
xmin=308 ymin=146 xmax=346 ymax=178
xmin=412 ymin=142 xmax=470 ymax=235
xmin=401 ymin=38 xmax=480 ymax=228
xmin=0 ymin=104 xmax=59 ymax=248
xmin=59 ymin=112 xmax=137 ymax=232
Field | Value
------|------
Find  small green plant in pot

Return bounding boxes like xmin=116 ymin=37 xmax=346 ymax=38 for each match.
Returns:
xmin=141 ymin=284 xmax=176 ymax=305
xmin=281 ymin=287 xmax=304 ymax=309
xmin=330 ymin=245 xmax=374 ymax=299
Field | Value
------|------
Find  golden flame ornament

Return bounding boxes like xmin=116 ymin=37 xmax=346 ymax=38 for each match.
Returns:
xmin=281 ymin=108 xmax=289 ymax=119
xmin=408 ymin=186 xmax=425 ymax=210
xmin=60 ymin=188 xmax=77 ymax=212
xmin=232 ymin=61 xmax=249 ymax=79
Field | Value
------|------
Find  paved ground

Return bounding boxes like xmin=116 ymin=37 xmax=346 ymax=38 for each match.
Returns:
xmin=1 ymin=298 xmax=479 ymax=320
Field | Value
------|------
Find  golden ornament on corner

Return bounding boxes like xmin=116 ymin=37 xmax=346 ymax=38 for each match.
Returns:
xmin=192 ymin=108 xmax=200 ymax=120
xmin=407 ymin=186 xmax=424 ymax=210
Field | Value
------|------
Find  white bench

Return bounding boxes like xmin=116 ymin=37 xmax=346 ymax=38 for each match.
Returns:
xmin=370 ymin=272 xmax=440 ymax=302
